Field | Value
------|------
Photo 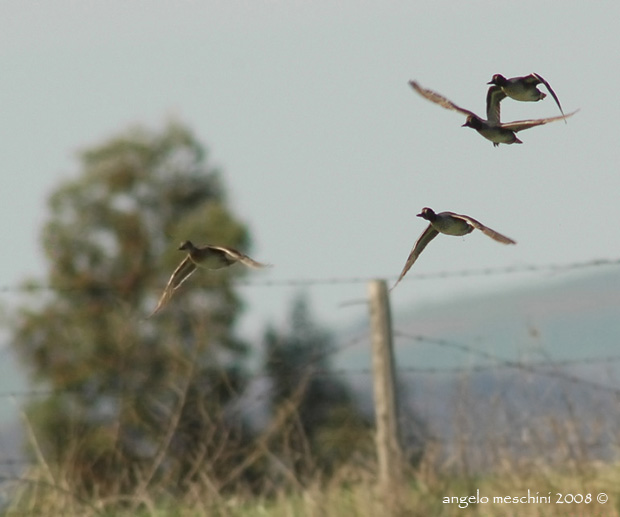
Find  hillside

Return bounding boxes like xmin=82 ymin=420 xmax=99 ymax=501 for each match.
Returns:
xmin=337 ymin=267 xmax=620 ymax=468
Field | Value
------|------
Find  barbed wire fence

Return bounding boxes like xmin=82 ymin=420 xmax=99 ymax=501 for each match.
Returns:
xmin=0 ymin=257 xmax=618 ymax=486
xmin=0 ymin=336 xmax=618 ymax=471
xmin=0 ymin=256 xmax=618 ymax=293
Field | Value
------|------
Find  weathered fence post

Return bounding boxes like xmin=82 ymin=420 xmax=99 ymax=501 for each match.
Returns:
xmin=367 ymin=279 xmax=404 ymax=503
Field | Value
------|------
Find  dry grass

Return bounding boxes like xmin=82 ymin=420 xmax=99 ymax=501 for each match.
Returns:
xmin=4 ymin=463 xmax=620 ymax=517
xmin=4 ymin=368 xmax=620 ymax=517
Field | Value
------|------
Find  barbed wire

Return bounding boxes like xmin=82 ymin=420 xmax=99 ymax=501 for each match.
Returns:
xmin=0 ymin=329 xmax=371 ymax=403
xmin=326 ymin=355 xmax=620 ymax=377
xmin=0 ymin=257 xmax=618 ymax=294
xmin=394 ymin=331 xmax=620 ymax=396
xmin=0 ymin=427 xmax=615 ymax=473
xmin=1 ymin=333 xmax=620 ymax=481
xmin=198 ymin=256 xmax=620 ymax=286
xmin=3 ymin=348 xmax=620 ymax=401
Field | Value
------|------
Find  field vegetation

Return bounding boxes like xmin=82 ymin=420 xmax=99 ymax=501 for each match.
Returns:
xmin=4 ymin=122 xmax=619 ymax=516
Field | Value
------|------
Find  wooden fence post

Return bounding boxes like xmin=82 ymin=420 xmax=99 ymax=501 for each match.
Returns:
xmin=367 ymin=279 xmax=404 ymax=502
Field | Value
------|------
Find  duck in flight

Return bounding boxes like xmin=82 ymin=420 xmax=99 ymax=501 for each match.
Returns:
xmin=409 ymin=80 xmax=576 ymax=147
xmin=487 ymin=73 xmax=565 ymax=120
xmin=150 ymin=240 xmax=271 ymax=316
xmin=392 ymin=208 xmax=516 ymax=290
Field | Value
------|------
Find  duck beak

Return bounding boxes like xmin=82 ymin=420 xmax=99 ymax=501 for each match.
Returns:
xmin=487 ymin=80 xmax=493 ymax=85
xmin=416 ymin=212 xmax=423 ymax=218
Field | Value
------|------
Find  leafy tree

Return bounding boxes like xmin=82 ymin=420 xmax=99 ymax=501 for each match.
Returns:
xmin=263 ymin=293 xmax=372 ymax=481
xmin=11 ymin=122 xmax=258 ymax=497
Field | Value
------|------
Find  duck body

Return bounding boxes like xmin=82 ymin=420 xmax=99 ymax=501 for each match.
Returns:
xmin=489 ymin=74 xmax=546 ymax=102
xmin=423 ymin=209 xmax=475 ymax=236
xmin=179 ymin=240 xmax=241 ymax=270
xmin=149 ymin=240 xmax=270 ymax=316
xmin=462 ymin=116 xmax=523 ymax=147
xmin=488 ymin=73 xmax=565 ymax=119
xmin=391 ymin=208 xmax=516 ymax=290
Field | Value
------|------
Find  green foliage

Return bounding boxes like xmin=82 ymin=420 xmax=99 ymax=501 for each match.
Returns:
xmin=10 ymin=121 xmax=255 ymax=497
xmin=263 ymin=293 xmax=373 ymax=481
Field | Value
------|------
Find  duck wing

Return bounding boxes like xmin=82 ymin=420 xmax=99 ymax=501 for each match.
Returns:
xmin=486 ymin=85 xmax=506 ymax=126
xmin=391 ymin=225 xmax=439 ymax=290
xmin=501 ymin=109 xmax=577 ymax=133
xmin=409 ymin=80 xmax=478 ymax=118
xmin=452 ymin=214 xmax=516 ymax=244
xmin=208 ymin=246 xmax=272 ymax=269
xmin=531 ymin=73 xmax=565 ymax=118
xmin=149 ymin=256 xmax=197 ymax=316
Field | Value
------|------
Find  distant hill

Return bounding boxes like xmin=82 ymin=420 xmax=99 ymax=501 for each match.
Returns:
xmin=338 ymin=267 xmax=620 ymax=369
xmin=335 ymin=267 xmax=620 ymax=469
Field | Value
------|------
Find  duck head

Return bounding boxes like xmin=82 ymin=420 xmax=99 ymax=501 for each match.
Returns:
xmin=488 ymin=73 xmax=507 ymax=86
xmin=178 ymin=240 xmax=194 ymax=251
xmin=462 ymin=115 xmax=484 ymax=130
xmin=417 ymin=207 xmax=437 ymax=221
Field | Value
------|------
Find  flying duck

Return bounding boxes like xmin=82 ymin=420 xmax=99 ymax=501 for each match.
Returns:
xmin=487 ymin=73 xmax=565 ymax=119
xmin=392 ymin=208 xmax=516 ymax=290
xmin=409 ymin=80 xmax=576 ymax=147
xmin=150 ymin=240 xmax=271 ymax=316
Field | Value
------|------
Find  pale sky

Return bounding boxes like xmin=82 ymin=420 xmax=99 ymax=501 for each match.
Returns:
xmin=2 ymin=1 xmax=619 ymax=342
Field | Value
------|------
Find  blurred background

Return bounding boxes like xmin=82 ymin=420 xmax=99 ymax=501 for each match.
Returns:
xmin=1 ymin=2 xmax=619 ymax=515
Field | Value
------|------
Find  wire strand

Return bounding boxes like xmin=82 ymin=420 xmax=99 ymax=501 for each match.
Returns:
xmin=1 ymin=257 xmax=619 ymax=293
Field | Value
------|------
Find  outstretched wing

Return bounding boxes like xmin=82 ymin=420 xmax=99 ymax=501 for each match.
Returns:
xmin=409 ymin=80 xmax=478 ymax=118
xmin=486 ymin=85 xmax=506 ymax=126
xmin=391 ymin=225 xmax=439 ymax=290
xmin=209 ymin=246 xmax=272 ymax=269
xmin=452 ymin=214 xmax=516 ymax=245
xmin=149 ymin=256 xmax=197 ymax=316
xmin=531 ymin=73 xmax=565 ymax=119
xmin=501 ymin=109 xmax=578 ymax=133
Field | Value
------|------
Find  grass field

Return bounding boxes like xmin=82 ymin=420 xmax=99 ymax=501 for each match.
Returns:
xmin=4 ymin=361 xmax=620 ymax=517
xmin=5 ymin=407 xmax=620 ymax=517
xmin=4 ymin=463 xmax=620 ymax=516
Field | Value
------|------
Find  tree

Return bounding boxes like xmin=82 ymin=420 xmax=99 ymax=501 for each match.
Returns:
xmin=11 ymin=121 xmax=257 ymax=497
xmin=263 ymin=293 xmax=372 ymax=481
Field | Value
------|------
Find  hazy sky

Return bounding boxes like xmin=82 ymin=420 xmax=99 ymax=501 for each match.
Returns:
xmin=2 ymin=1 xmax=619 ymax=341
